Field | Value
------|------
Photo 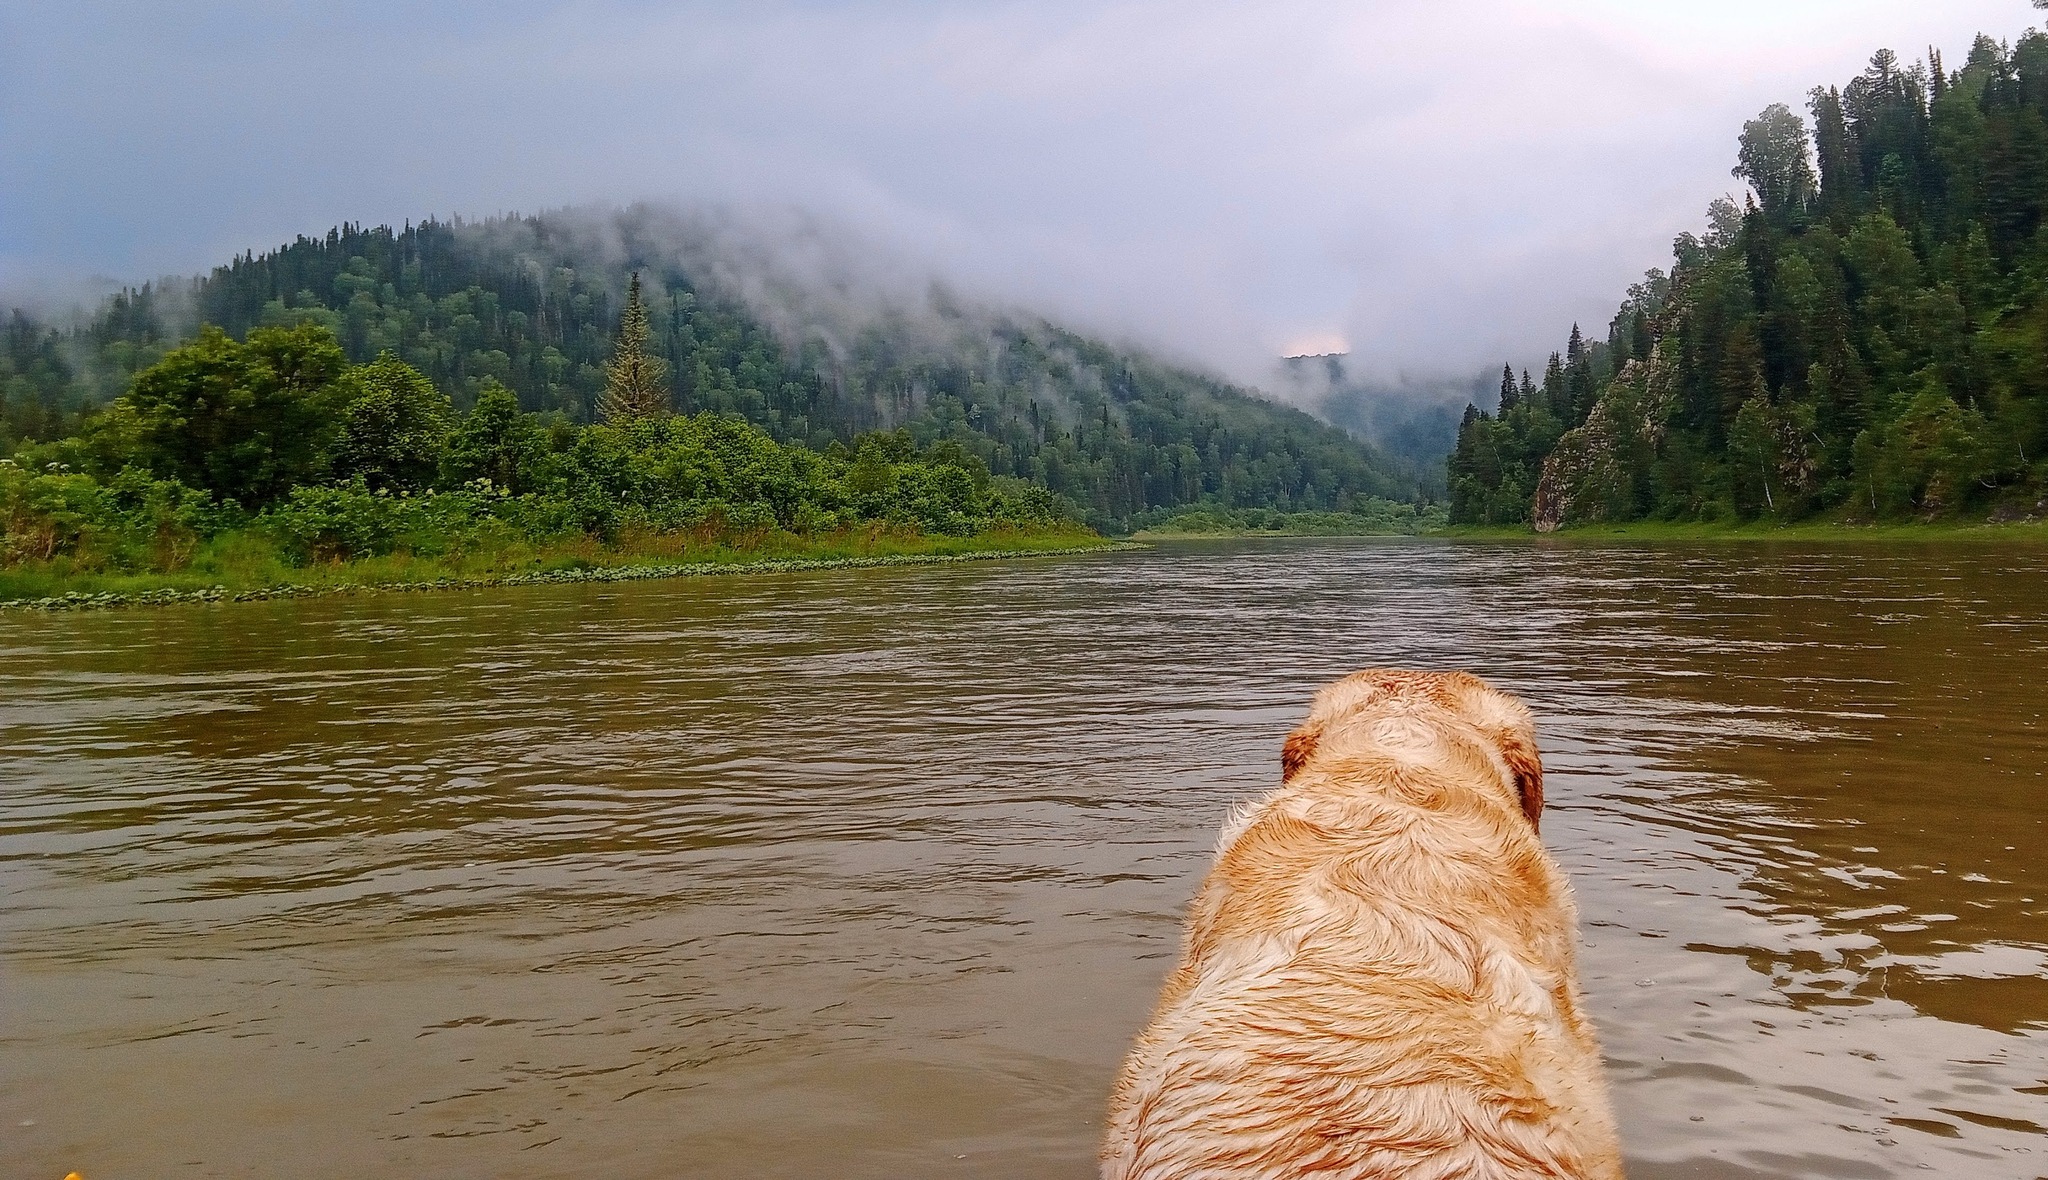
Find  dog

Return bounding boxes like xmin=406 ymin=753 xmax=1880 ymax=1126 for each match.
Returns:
xmin=1101 ymin=670 xmax=1622 ymax=1180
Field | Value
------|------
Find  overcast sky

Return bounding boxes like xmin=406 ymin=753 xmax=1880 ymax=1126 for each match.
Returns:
xmin=0 ymin=0 xmax=2035 ymax=381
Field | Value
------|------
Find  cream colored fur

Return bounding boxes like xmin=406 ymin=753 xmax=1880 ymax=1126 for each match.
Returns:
xmin=1102 ymin=670 xmax=1623 ymax=1180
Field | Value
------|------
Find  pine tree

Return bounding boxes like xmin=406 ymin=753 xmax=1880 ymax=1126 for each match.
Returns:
xmin=1498 ymin=363 xmax=1520 ymax=413
xmin=600 ymin=271 xmax=669 ymax=422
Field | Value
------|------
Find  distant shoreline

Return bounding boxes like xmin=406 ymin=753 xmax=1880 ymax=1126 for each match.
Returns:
xmin=1434 ymin=520 xmax=2048 ymax=543
xmin=1131 ymin=527 xmax=1433 ymax=540
xmin=0 ymin=538 xmax=1135 ymax=614
xmin=1135 ymin=519 xmax=2048 ymax=542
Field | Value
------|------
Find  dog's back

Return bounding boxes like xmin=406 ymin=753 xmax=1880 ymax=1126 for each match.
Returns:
xmin=1101 ymin=670 xmax=1622 ymax=1180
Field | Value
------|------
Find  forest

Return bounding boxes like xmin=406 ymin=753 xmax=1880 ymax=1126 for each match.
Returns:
xmin=1449 ymin=31 xmax=2048 ymax=529
xmin=0 ymin=280 xmax=1091 ymax=599
xmin=0 ymin=209 xmax=1417 ymax=537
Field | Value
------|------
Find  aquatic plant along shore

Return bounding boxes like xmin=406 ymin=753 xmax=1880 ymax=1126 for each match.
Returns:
xmin=0 ymin=534 xmax=1125 ymax=612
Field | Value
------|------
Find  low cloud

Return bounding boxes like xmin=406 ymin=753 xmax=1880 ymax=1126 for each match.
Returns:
xmin=0 ymin=0 xmax=2029 ymax=387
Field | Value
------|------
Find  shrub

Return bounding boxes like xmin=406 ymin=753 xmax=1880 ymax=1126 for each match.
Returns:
xmin=263 ymin=480 xmax=508 ymax=564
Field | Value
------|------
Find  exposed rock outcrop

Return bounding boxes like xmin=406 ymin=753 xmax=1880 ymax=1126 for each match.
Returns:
xmin=1532 ymin=351 xmax=1676 ymax=532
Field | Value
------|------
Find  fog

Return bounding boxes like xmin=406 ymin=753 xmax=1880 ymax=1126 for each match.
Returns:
xmin=0 ymin=0 xmax=2031 ymax=387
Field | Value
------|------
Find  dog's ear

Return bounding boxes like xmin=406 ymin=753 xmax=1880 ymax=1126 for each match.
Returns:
xmin=1498 ymin=732 xmax=1545 ymax=831
xmin=1281 ymin=724 xmax=1320 ymax=782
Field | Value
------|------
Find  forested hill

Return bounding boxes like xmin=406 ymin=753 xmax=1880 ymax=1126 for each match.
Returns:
xmin=1451 ymin=31 xmax=2048 ymax=529
xmin=0 ymin=209 xmax=1415 ymax=531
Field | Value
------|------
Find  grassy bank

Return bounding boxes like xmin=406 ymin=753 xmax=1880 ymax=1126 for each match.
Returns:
xmin=1129 ymin=502 xmax=1450 ymax=540
xmin=1436 ymin=518 xmax=2048 ymax=543
xmin=0 ymin=524 xmax=1122 ymax=612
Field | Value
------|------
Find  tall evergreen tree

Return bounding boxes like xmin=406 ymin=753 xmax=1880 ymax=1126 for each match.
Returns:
xmin=1498 ymin=363 xmax=1520 ymax=413
xmin=1565 ymin=325 xmax=1596 ymax=423
xmin=1808 ymin=86 xmax=1856 ymax=212
xmin=600 ymin=271 xmax=670 ymax=422
xmin=1542 ymin=352 xmax=1569 ymax=420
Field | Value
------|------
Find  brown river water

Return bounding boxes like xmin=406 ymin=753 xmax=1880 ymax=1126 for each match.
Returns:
xmin=2 ymin=539 xmax=2045 ymax=1179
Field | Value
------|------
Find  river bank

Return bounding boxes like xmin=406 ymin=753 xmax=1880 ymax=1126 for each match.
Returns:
xmin=1128 ymin=503 xmax=1450 ymax=539
xmin=1436 ymin=518 xmax=2048 ymax=543
xmin=1135 ymin=517 xmax=2048 ymax=543
xmin=0 ymin=526 xmax=1124 ymax=612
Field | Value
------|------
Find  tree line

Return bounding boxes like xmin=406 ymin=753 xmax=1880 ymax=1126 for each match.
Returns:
xmin=2 ymin=300 xmax=1068 ymax=577
xmin=1451 ymin=30 xmax=2048 ymax=528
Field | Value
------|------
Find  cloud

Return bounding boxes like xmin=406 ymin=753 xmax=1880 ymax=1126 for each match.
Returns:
xmin=0 ymin=0 xmax=2031 ymax=385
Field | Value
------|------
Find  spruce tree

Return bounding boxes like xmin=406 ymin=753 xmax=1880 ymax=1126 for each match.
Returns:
xmin=1542 ymin=353 xmax=1568 ymax=419
xmin=1565 ymin=325 xmax=1596 ymax=423
xmin=1607 ymin=321 xmax=1631 ymax=372
xmin=1807 ymin=86 xmax=1854 ymax=213
xmin=600 ymin=271 xmax=669 ymax=422
xmin=1498 ymin=363 xmax=1520 ymax=413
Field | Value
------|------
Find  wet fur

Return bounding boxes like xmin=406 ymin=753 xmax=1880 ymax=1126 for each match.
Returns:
xmin=1102 ymin=670 xmax=1622 ymax=1180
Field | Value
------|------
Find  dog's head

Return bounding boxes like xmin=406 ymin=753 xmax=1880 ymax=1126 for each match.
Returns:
xmin=1279 ymin=670 xmax=1545 ymax=831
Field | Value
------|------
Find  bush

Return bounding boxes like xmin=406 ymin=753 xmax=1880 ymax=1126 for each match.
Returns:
xmin=263 ymin=480 xmax=511 ymax=564
xmin=0 ymin=463 xmax=114 ymax=563
xmin=0 ymin=460 xmax=222 ymax=569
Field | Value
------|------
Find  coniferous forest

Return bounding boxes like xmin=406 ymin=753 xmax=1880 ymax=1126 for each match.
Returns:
xmin=1450 ymin=32 xmax=2048 ymax=529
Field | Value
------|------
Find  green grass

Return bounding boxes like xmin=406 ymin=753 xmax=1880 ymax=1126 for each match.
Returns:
xmin=1129 ymin=504 xmax=1450 ymax=539
xmin=0 ymin=523 xmax=1120 ymax=610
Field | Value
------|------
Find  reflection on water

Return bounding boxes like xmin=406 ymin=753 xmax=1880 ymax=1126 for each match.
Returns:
xmin=2 ymin=539 xmax=2044 ymax=1178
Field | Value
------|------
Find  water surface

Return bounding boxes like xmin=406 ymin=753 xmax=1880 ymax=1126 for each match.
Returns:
xmin=3 ymin=539 xmax=2045 ymax=1178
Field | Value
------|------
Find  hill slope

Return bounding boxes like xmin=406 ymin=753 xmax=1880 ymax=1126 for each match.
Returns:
xmin=2 ymin=208 xmax=1417 ymax=531
xmin=1450 ymin=32 xmax=2048 ymax=528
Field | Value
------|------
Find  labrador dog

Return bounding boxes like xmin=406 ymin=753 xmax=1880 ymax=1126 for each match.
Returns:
xmin=1102 ymin=670 xmax=1622 ymax=1180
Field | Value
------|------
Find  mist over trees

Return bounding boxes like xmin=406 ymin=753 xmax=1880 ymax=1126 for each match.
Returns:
xmin=0 ymin=208 xmax=1415 ymax=533
xmin=1273 ymin=353 xmax=1474 ymax=500
xmin=1451 ymin=30 xmax=2048 ymax=528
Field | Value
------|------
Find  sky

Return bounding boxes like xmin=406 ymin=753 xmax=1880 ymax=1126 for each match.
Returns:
xmin=0 ymin=0 xmax=2036 ymax=383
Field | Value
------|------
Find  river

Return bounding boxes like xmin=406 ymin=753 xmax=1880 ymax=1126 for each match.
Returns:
xmin=2 ymin=539 xmax=2044 ymax=1178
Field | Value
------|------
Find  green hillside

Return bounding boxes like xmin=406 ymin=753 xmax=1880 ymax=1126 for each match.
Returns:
xmin=1451 ymin=32 xmax=2048 ymax=529
xmin=2 ymin=208 xmax=1417 ymax=532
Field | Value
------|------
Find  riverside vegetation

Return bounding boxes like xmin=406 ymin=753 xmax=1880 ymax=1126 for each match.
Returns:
xmin=0 ymin=281 xmax=1099 ymax=606
xmin=1451 ymin=30 xmax=2048 ymax=533
xmin=1 ymin=211 xmax=1436 ymax=603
